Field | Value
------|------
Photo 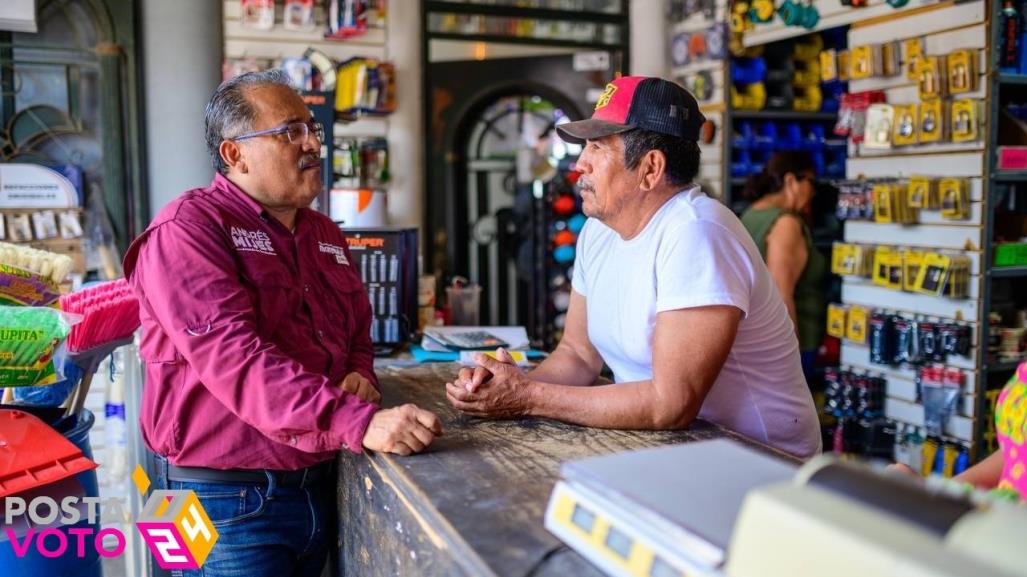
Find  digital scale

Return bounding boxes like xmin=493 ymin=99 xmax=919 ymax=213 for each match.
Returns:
xmin=544 ymin=440 xmax=795 ymax=577
xmin=545 ymin=439 xmax=1027 ymax=577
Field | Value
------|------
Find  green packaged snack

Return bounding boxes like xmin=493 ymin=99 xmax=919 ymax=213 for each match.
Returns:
xmin=0 ymin=306 xmax=72 ymax=387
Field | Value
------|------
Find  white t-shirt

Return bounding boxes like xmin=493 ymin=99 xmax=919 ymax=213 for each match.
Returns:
xmin=571 ymin=186 xmax=822 ymax=460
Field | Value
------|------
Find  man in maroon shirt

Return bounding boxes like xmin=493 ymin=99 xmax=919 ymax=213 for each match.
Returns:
xmin=124 ymin=69 xmax=441 ymax=576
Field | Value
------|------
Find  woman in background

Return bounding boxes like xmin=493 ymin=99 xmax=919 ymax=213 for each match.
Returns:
xmin=740 ymin=151 xmax=826 ymax=381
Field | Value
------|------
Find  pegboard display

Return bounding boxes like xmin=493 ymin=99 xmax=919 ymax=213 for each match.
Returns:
xmin=830 ymin=0 xmax=991 ymax=465
xmin=668 ymin=0 xmax=731 ymax=200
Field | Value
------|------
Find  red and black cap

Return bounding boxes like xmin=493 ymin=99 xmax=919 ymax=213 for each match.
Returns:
xmin=556 ymin=76 xmax=706 ymax=144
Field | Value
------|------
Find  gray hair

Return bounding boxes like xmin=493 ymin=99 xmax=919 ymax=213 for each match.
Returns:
xmin=204 ymin=69 xmax=294 ymax=175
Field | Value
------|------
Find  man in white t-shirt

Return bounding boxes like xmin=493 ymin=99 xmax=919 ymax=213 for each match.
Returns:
xmin=445 ymin=76 xmax=822 ymax=460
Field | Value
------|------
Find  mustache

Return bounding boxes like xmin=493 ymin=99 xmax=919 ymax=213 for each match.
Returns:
xmin=299 ymin=155 xmax=320 ymax=169
xmin=576 ymin=177 xmax=595 ymax=193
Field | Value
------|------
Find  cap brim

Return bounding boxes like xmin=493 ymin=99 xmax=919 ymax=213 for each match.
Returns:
xmin=556 ymin=119 xmax=635 ymax=144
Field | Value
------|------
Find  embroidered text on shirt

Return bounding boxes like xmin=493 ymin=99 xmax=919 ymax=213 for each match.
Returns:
xmin=318 ymin=241 xmax=350 ymax=265
xmin=231 ymin=226 xmax=276 ymax=255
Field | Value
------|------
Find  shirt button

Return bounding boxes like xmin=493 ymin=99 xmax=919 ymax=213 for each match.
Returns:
xmin=289 ymin=436 xmax=298 ymax=446
xmin=304 ymin=284 xmax=310 ymax=293
xmin=317 ymin=330 xmax=324 ymax=340
xmin=341 ymin=443 xmax=349 ymax=450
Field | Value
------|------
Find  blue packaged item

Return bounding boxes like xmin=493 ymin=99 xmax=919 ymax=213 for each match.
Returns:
xmin=803 ymin=124 xmax=825 ymax=151
xmin=1003 ymin=0 xmax=1024 ymax=72
xmin=731 ymin=57 xmax=767 ymax=85
xmin=932 ymin=441 xmax=946 ymax=475
xmin=754 ymin=122 xmax=776 ymax=152
xmin=733 ymin=121 xmax=754 ymax=149
xmin=811 ymin=151 xmax=825 ymax=176
xmin=953 ymin=446 xmax=970 ymax=476
xmin=781 ymin=122 xmax=802 ymax=149
xmin=731 ymin=149 xmax=752 ymax=177
xmin=825 ymin=150 xmax=846 ymax=178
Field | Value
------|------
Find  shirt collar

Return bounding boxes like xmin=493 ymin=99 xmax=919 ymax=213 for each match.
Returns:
xmin=213 ymin=173 xmax=267 ymax=217
xmin=213 ymin=173 xmax=314 ymax=235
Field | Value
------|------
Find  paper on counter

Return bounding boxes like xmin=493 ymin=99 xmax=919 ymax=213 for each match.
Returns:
xmin=421 ymin=326 xmax=531 ymax=353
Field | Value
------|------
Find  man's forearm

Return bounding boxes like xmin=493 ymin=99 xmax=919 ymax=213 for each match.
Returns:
xmin=527 ymin=344 xmax=601 ymax=387
xmin=524 ymin=378 xmax=700 ymax=430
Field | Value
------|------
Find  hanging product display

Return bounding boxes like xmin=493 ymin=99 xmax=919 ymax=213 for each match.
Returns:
xmin=918 ymin=98 xmax=944 ymax=143
xmin=335 ymin=57 xmax=396 ymax=115
xmin=949 ymin=99 xmax=979 ymax=142
xmin=916 ymin=56 xmax=946 ymax=100
xmin=283 ymin=0 xmax=316 ymax=31
xmin=891 ymin=103 xmax=918 ymax=146
xmin=946 ymin=49 xmax=978 ymax=94
xmin=240 ymin=0 xmax=275 ymax=30
xmin=904 ymin=38 xmax=923 ymax=80
xmin=863 ymin=103 xmax=895 ymax=149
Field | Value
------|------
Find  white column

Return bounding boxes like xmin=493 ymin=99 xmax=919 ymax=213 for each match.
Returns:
xmin=385 ymin=1 xmax=423 ymax=229
xmin=141 ymin=0 xmax=223 ymax=218
xmin=630 ymin=0 xmax=668 ymax=77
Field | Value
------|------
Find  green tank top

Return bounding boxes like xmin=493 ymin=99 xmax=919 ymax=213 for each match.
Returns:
xmin=740 ymin=206 xmax=826 ymax=352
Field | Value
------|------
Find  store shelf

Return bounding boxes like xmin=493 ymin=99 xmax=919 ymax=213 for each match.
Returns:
xmin=424 ymin=1 xmax=624 ymax=23
xmin=991 ymin=266 xmax=1027 ymax=278
xmin=731 ymin=110 xmax=837 ymax=122
xmin=989 ymin=359 xmax=1025 ymax=373
xmin=992 ymin=171 xmax=1027 ymax=182
xmin=426 ymin=32 xmax=621 ymax=51
xmin=740 ymin=0 xmax=944 ymax=48
xmin=999 ymin=73 xmax=1027 ymax=85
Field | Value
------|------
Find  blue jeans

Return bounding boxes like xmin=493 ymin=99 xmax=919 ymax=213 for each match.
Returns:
xmin=153 ymin=455 xmax=335 ymax=577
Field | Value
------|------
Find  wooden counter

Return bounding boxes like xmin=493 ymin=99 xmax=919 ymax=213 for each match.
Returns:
xmin=335 ymin=363 xmax=779 ymax=577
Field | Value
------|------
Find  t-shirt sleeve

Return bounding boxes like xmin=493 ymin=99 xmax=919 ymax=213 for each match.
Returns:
xmin=655 ymin=220 xmax=754 ymax=316
xmin=570 ymin=218 xmax=592 ymax=297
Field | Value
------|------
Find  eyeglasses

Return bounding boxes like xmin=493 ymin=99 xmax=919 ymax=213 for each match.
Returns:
xmin=230 ymin=121 xmax=324 ymax=145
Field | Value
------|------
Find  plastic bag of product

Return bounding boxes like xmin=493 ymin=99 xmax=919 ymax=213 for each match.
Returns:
xmin=0 ymin=306 xmax=75 ymax=387
xmin=922 ymin=380 xmax=960 ymax=438
xmin=11 ymin=360 xmax=81 ymax=406
xmin=0 ymin=241 xmax=73 ymax=307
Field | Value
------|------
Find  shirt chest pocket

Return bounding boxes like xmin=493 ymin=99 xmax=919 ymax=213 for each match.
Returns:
xmin=317 ymin=265 xmax=366 ymax=336
xmin=242 ymin=268 xmax=295 ymax=341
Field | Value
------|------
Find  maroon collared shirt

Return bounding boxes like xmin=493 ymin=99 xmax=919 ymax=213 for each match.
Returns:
xmin=123 ymin=173 xmax=378 ymax=470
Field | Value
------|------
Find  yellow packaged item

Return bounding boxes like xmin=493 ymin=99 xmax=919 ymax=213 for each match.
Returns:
xmin=892 ymin=104 xmax=918 ymax=146
xmin=838 ymin=50 xmax=851 ymax=82
xmin=904 ymin=38 xmax=922 ymax=81
xmin=917 ymin=56 xmax=946 ymax=100
xmin=846 ymin=305 xmax=869 ymax=343
xmin=832 ymin=243 xmax=871 ymax=276
xmin=918 ymin=99 xmax=944 ymax=143
xmin=873 ymin=184 xmax=894 ymax=223
xmin=939 ymin=178 xmax=969 ymax=219
xmin=946 ymin=49 xmax=977 ymax=95
xmin=872 ymin=247 xmax=904 ymax=290
xmin=827 ymin=303 xmax=847 ymax=339
xmin=820 ymin=49 xmax=838 ymax=82
xmin=893 ymin=183 xmax=917 ymax=224
xmin=914 ymin=252 xmax=952 ymax=296
xmin=831 ymin=243 xmax=854 ymax=275
xmin=950 ymin=99 xmax=978 ymax=143
xmin=902 ymin=250 xmax=925 ymax=292
xmin=850 ymin=45 xmax=875 ymax=79
xmin=907 ymin=176 xmax=932 ymax=209
xmin=882 ymin=42 xmax=901 ymax=77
